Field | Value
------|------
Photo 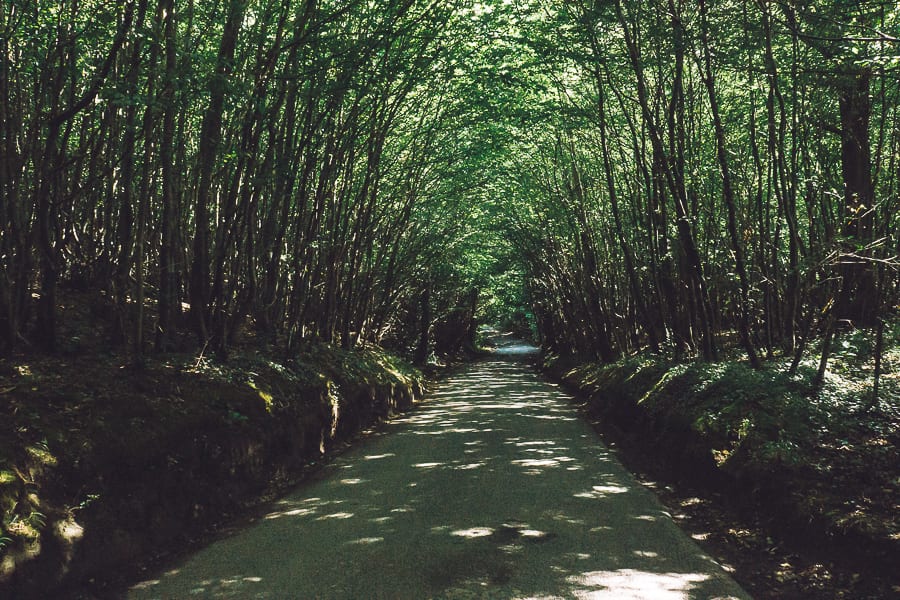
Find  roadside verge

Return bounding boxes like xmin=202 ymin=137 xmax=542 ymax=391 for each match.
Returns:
xmin=0 ymin=343 xmax=424 ymax=599
xmin=541 ymin=352 xmax=898 ymax=596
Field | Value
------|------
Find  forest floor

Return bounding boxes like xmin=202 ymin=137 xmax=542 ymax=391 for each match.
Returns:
xmin=542 ymin=325 xmax=900 ymax=599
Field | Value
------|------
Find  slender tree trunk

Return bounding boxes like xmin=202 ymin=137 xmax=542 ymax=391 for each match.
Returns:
xmin=698 ymin=0 xmax=760 ymax=368
xmin=114 ymin=52 xmax=140 ymax=346
xmin=758 ymin=0 xmax=801 ymax=353
xmin=33 ymin=122 xmax=61 ymax=352
xmin=134 ymin=0 xmax=160 ymax=365
xmin=838 ymin=69 xmax=877 ymax=325
xmin=0 ymin=23 xmax=17 ymax=354
xmin=157 ymin=0 xmax=180 ymax=351
xmin=414 ymin=285 xmax=431 ymax=366
xmin=190 ymin=0 xmax=244 ymax=346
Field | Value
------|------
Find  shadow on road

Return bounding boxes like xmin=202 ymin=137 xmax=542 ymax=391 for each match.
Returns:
xmin=130 ymin=343 xmax=748 ymax=599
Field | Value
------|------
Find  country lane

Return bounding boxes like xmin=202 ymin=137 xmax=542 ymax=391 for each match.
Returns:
xmin=128 ymin=339 xmax=750 ymax=599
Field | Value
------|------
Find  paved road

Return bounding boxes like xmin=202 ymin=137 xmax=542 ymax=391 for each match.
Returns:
xmin=129 ymin=342 xmax=750 ymax=599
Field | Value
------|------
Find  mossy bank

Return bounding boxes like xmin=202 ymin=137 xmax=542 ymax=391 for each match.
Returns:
xmin=0 ymin=343 xmax=424 ymax=599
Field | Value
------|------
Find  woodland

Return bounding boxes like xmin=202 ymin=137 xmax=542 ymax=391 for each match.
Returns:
xmin=1 ymin=0 xmax=899 ymax=597
xmin=1 ymin=0 xmax=899 ymax=367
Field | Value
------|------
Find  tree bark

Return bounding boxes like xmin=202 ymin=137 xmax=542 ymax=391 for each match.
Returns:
xmin=697 ymin=0 xmax=760 ymax=368
xmin=837 ymin=69 xmax=877 ymax=325
xmin=414 ymin=285 xmax=431 ymax=366
xmin=190 ymin=0 xmax=244 ymax=346
xmin=157 ymin=0 xmax=181 ymax=351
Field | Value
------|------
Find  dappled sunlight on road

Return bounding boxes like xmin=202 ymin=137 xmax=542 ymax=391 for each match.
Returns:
xmin=566 ymin=569 xmax=711 ymax=599
xmin=129 ymin=341 xmax=749 ymax=600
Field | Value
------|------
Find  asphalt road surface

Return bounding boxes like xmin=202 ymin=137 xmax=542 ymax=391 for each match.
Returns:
xmin=129 ymin=340 xmax=750 ymax=599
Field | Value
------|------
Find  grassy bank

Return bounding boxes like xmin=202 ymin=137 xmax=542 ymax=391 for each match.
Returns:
xmin=0 ymin=342 xmax=424 ymax=598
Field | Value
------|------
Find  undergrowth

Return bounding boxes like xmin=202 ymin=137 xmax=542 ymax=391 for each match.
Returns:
xmin=548 ymin=319 xmax=899 ymax=554
xmin=0 ymin=340 xmax=424 ymax=594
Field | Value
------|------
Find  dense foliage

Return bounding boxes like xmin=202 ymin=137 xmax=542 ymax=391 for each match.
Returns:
xmin=1 ymin=3 xmax=898 ymax=595
xmin=1 ymin=0 xmax=898 ymax=380
xmin=1 ymin=0 xmax=484 ymax=360
xmin=493 ymin=1 xmax=900 ymax=378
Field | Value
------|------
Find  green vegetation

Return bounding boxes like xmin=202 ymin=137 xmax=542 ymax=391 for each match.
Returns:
xmin=1 ymin=0 xmax=898 ymax=595
xmin=545 ymin=321 xmax=899 ymax=593
xmin=0 ymin=339 xmax=423 ymax=594
xmin=2 ymin=0 xmax=896 ymax=369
